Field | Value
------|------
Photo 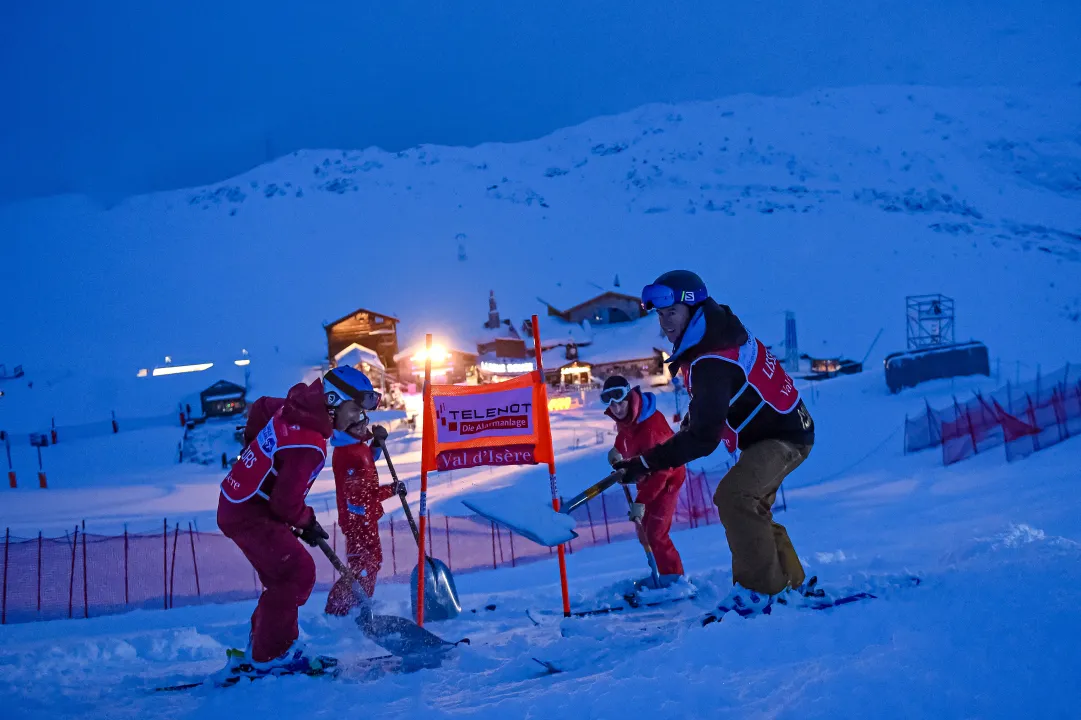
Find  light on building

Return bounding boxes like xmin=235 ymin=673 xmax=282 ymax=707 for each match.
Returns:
xmin=480 ymin=360 xmax=535 ymax=375
xmin=152 ymin=362 xmax=214 ymax=377
xmin=137 ymin=368 xmax=149 ymax=378
xmin=412 ymin=344 xmax=449 ymax=365
xmin=234 ymin=359 xmax=251 ymax=366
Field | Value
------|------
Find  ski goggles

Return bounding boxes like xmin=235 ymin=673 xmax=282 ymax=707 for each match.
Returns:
xmin=600 ymin=385 xmax=632 ymax=406
xmin=326 ymin=388 xmax=382 ymax=411
xmin=641 ymin=283 xmax=707 ymax=310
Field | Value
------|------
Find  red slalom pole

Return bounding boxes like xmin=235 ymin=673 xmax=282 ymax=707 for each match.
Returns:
xmin=415 ymin=334 xmax=433 ymax=626
xmin=531 ymin=315 xmax=571 ymax=617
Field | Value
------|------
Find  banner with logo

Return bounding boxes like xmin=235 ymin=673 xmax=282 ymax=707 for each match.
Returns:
xmin=421 ymin=372 xmax=554 ymax=473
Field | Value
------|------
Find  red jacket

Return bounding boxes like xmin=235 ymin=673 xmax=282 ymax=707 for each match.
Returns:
xmin=331 ymin=432 xmax=397 ymax=535
xmin=217 ymin=380 xmax=333 ymax=533
xmin=607 ymin=388 xmax=686 ymax=506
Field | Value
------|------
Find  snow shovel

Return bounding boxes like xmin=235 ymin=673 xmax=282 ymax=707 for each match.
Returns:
xmin=461 ymin=467 xmax=625 ymax=547
xmin=314 ymin=537 xmax=461 ymax=660
xmin=609 ymin=449 xmax=662 ymax=589
xmin=374 ymin=438 xmax=462 ymax=622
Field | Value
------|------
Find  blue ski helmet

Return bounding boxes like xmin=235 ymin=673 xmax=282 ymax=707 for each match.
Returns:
xmin=323 ymin=366 xmax=381 ymax=411
xmin=641 ymin=270 xmax=709 ymax=310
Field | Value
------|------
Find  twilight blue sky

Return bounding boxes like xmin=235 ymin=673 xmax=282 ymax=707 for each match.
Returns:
xmin=2 ymin=0 xmax=1077 ymax=202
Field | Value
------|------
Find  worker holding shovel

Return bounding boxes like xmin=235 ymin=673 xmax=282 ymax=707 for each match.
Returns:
xmin=602 ymin=375 xmax=687 ymax=589
xmin=324 ymin=384 xmax=404 ymax=614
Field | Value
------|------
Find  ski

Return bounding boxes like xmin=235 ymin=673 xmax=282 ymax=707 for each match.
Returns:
xmin=154 ymin=655 xmax=341 ymax=692
xmin=701 ymin=575 xmax=923 ymax=626
xmin=532 ymin=657 xmax=563 ymax=675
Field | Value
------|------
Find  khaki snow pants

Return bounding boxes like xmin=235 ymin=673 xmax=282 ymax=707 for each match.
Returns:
xmin=714 ymin=439 xmax=812 ymax=595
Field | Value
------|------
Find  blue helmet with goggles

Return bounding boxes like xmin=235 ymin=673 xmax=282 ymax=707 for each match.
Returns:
xmin=323 ymin=366 xmax=381 ymax=411
xmin=641 ymin=270 xmax=709 ymax=310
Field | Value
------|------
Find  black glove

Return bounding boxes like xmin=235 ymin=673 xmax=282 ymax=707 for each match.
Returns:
xmin=297 ymin=518 xmax=329 ymax=547
xmin=613 ymin=456 xmax=649 ymax=484
xmin=370 ymin=425 xmax=389 ymax=444
xmin=390 ymin=479 xmax=407 ymax=496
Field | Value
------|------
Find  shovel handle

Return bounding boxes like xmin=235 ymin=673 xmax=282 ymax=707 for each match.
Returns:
xmin=376 ymin=437 xmax=428 ymax=551
xmin=316 ymin=537 xmax=354 ymax=581
xmin=561 ymin=469 xmax=624 ymax=514
xmin=622 ymin=484 xmax=661 ymax=587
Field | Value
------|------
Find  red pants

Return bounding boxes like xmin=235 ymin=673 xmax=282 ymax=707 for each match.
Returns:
xmin=225 ymin=517 xmax=316 ymax=662
xmin=325 ymin=532 xmax=383 ymax=615
xmin=642 ymin=480 xmax=685 ymax=576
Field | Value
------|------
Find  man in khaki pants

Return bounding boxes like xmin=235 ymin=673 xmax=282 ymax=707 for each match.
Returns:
xmin=614 ymin=270 xmax=816 ymax=617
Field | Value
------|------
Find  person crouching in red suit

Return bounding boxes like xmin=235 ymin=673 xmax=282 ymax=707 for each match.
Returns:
xmin=215 ymin=366 xmax=381 ymax=675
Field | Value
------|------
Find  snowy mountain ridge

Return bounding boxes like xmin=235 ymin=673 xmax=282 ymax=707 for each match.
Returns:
xmin=2 ymin=85 xmax=1079 ymax=430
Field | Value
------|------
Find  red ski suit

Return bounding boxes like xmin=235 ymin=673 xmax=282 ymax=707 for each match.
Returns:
xmin=607 ymin=388 xmax=686 ymax=576
xmin=324 ymin=432 xmax=397 ymax=614
xmin=216 ymin=380 xmax=331 ymax=662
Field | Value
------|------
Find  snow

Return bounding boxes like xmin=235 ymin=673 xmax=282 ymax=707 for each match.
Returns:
xmin=2 ymin=2 xmax=1081 ymax=715
xmin=1 ymin=398 xmax=1079 ymax=717
xmin=460 ymin=494 xmax=578 ymax=547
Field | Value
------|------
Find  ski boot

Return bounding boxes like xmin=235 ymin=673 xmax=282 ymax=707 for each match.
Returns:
xmin=232 ymin=644 xmax=338 ymax=680
xmin=776 ymin=576 xmax=833 ymax=610
xmin=703 ymin=584 xmax=775 ymax=625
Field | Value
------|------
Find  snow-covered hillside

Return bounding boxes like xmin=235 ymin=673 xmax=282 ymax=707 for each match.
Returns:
xmin=3 ymin=86 xmax=1079 ymax=432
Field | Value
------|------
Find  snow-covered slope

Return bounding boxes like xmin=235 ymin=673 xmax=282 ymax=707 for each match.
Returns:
xmin=1 ymin=383 xmax=1078 ymax=718
xmin=2 ymin=85 xmax=1079 ymax=433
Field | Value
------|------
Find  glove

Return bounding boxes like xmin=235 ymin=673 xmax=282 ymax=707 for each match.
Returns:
xmin=389 ymin=479 xmax=407 ymax=496
xmin=627 ymin=502 xmax=646 ymax=522
xmin=613 ymin=456 xmax=649 ymax=484
xmin=370 ymin=425 xmax=389 ymax=444
xmin=297 ymin=518 xmax=329 ymax=548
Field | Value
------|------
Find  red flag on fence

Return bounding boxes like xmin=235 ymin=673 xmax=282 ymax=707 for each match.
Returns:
xmin=991 ymin=398 xmax=1039 ymax=442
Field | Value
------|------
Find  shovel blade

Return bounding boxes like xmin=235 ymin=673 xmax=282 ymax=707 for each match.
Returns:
xmin=410 ymin=557 xmax=462 ymax=622
xmin=358 ymin=612 xmax=459 ymax=659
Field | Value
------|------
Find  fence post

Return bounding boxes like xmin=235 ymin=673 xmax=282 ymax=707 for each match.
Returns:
xmin=162 ymin=519 xmax=168 ymax=610
xmin=779 ymin=485 xmax=788 ymax=513
xmin=509 ymin=530 xmax=517 ymax=568
xmin=81 ymin=520 xmax=89 ymax=619
xmin=700 ymin=472 xmax=712 ymax=524
xmin=584 ymin=502 xmax=597 ymax=543
xmin=389 ymin=519 xmax=397 ymax=576
xmin=683 ymin=473 xmax=697 ymax=529
xmin=489 ymin=521 xmax=498 ymax=569
xmin=496 ymin=524 xmax=505 ymax=564
xmin=123 ymin=526 xmax=129 ymax=607
xmin=600 ymin=494 xmax=612 ymax=544
xmin=68 ymin=526 xmax=78 ymax=619
xmin=444 ymin=516 xmax=452 ymax=571
xmin=169 ymin=523 xmax=180 ymax=609
xmin=37 ymin=531 xmax=42 ymax=614
xmin=188 ymin=523 xmax=201 ymax=597
xmin=1026 ymin=394 xmax=1041 ymax=452
xmin=2 ymin=528 xmax=8 ymax=625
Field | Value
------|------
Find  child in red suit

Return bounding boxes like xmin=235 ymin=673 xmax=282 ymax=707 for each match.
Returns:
xmin=324 ymin=423 xmax=403 ymax=614
xmin=603 ymin=375 xmax=687 ymax=586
